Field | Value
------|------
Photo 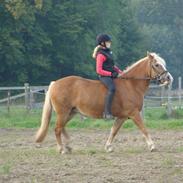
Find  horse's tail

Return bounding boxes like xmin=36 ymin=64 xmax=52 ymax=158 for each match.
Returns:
xmin=35 ymin=81 xmax=55 ymax=143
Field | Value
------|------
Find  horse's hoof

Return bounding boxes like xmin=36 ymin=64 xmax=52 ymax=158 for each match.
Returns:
xmin=105 ymin=145 xmax=113 ymax=153
xmin=35 ymin=143 xmax=41 ymax=148
xmin=149 ymin=144 xmax=156 ymax=152
xmin=150 ymin=147 xmax=157 ymax=152
xmin=57 ymin=145 xmax=62 ymax=153
xmin=61 ymin=150 xmax=71 ymax=154
xmin=62 ymin=146 xmax=72 ymax=154
xmin=61 ymin=150 xmax=66 ymax=154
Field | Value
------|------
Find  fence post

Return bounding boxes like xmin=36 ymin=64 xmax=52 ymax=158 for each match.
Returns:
xmin=24 ymin=83 xmax=30 ymax=112
xmin=29 ymin=88 xmax=34 ymax=110
xmin=7 ymin=90 xmax=10 ymax=113
xmin=178 ymin=77 xmax=182 ymax=108
xmin=161 ymin=85 xmax=165 ymax=106
xmin=167 ymin=84 xmax=172 ymax=117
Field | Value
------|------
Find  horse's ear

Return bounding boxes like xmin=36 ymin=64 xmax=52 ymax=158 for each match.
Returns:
xmin=147 ymin=51 xmax=154 ymax=60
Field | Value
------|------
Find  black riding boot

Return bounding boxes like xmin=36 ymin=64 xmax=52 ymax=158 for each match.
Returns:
xmin=103 ymin=91 xmax=115 ymax=119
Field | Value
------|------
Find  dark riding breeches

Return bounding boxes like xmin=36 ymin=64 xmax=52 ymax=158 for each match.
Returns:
xmin=99 ymin=76 xmax=116 ymax=114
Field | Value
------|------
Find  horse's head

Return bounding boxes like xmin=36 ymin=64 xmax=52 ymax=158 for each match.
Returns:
xmin=147 ymin=52 xmax=173 ymax=86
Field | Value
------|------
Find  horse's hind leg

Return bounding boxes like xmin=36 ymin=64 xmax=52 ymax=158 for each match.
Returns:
xmin=105 ymin=118 xmax=126 ymax=152
xmin=55 ymin=110 xmax=75 ymax=154
xmin=61 ymin=110 xmax=77 ymax=153
xmin=55 ymin=113 xmax=70 ymax=154
xmin=131 ymin=110 xmax=155 ymax=152
xmin=62 ymin=128 xmax=72 ymax=153
xmin=55 ymin=114 xmax=64 ymax=153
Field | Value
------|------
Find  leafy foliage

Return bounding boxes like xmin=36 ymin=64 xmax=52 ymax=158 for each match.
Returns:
xmin=135 ymin=0 xmax=183 ymax=87
xmin=0 ymin=0 xmax=182 ymax=87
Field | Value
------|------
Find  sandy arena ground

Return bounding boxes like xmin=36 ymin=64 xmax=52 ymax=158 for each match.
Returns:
xmin=0 ymin=128 xmax=183 ymax=183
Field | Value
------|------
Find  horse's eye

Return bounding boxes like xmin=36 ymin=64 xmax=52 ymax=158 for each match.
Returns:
xmin=155 ymin=64 xmax=159 ymax=67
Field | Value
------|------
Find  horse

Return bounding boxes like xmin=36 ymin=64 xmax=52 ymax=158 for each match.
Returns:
xmin=35 ymin=52 xmax=173 ymax=154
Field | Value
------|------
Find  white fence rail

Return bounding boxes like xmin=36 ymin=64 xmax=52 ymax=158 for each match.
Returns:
xmin=0 ymin=93 xmax=25 ymax=103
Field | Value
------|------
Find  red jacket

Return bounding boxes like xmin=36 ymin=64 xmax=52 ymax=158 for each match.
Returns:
xmin=96 ymin=53 xmax=123 ymax=76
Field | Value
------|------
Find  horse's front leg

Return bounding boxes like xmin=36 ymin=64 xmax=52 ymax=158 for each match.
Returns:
xmin=105 ymin=118 xmax=126 ymax=152
xmin=130 ymin=110 xmax=155 ymax=151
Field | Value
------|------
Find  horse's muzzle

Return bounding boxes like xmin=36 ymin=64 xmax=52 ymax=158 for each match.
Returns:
xmin=158 ymin=72 xmax=173 ymax=86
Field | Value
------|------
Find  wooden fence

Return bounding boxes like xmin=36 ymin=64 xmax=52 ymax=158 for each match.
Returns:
xmin=0 ymin=83 xmax=48 ymax=112
xmin=0 ymin=77 xmax=183 ymax=118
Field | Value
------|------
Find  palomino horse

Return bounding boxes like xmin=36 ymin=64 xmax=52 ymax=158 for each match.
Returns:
xmin=35 ymin=52 xmax=173 ymax=154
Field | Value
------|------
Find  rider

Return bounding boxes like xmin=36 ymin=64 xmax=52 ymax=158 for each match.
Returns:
xmin=92 ymin=34 xmax=123 ymax=119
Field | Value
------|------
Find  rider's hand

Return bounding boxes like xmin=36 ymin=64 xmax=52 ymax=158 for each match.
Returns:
xmin=111 ymin=71 xmax=118 ymax=78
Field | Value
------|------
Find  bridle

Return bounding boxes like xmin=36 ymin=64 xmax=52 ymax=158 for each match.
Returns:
xmin=151 ymin=62 xmax=168 ymax=81
xmin=120 ymin=59 xmax=168 ymax=81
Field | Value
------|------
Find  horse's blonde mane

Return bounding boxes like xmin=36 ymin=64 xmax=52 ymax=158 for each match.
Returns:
xmin=151 ymin=52 xmax=166 ymax=66
xmin=124 ymin=57 xmax=146 ymax=73
xmin=124 ymin=52 xmax=166 ymax=73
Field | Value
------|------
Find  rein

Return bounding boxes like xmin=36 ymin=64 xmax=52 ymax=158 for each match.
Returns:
xmin=119 ymin=76 xmax=152 ymax=80
xmin=119 ymin=61 xmax=168 ymax=81
xmin=120 ymin=70 xmax=168 ymax=81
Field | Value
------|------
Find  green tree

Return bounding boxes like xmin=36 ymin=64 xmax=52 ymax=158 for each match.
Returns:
xmin=116 ymin=0 xmax=145 ymax=68
xmin=0 ymin=0 xmax=148 ymax=85
xmin=135 ymin=0 xmax=183 ymax=87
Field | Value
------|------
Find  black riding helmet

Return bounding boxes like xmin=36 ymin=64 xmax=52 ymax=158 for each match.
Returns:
xmin=96 ymin=34 xmax=111 ymax=45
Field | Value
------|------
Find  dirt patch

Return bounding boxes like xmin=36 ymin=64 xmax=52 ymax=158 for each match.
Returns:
xmin=0 ymin=128 xmax=183 ymax=183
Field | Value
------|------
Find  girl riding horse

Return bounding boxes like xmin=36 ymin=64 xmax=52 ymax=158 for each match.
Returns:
xmin=35 ymin=52 xmax=173 ymax=154
xmin=92 ymin=34 xmax=123 ymax=119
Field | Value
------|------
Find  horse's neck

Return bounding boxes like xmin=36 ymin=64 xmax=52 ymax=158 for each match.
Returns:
xmin=122 ymin=57 xmax=151 ymax=93
xmin=124 ymin=57 xmax=150 ymax=78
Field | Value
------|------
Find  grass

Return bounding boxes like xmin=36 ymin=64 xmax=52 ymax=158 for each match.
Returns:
xmin=162 ymin=157 xmax=175 ymax=168
xmin=0 ymin=163 xmax=11 ymax=175
xmin=176 ymin=146 xmax=183 ymax=153
xmin=144 ymin=108 xmax=183 ymax=129
xmin=0 ymin=108 xmax=42 ymax=128
xmin=0 ymin=107 xmax=182 ymax=130
xmin=123 ymin=147 xmax=145 ymax=154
